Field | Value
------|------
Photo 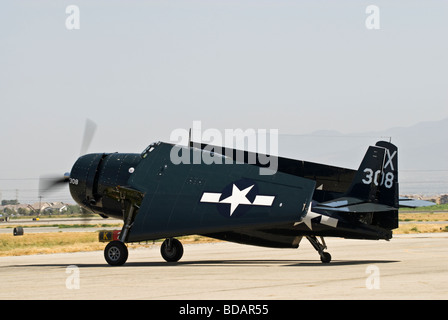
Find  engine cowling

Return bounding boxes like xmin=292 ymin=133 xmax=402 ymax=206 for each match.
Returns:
xmin=69 ymin=153 xmax=141 ymax=219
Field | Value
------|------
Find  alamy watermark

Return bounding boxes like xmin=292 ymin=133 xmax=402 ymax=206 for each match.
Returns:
xmin=365 ymin=5 xmax=380 ymax=30
xmin=65 ymin=5 xmax=80 ymax=30
xmin=365 ymin=265 xmax=380 ymax=290
xmin=169 ymin=121 xmax=279 ymax=175
xmin=64 ymin=5 xmax=380 ymax=31
xmin=66 ymin=265 xmax=80 ymax=290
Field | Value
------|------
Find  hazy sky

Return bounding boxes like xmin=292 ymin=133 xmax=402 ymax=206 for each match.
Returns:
xmin=0 ymin=0 xmax=447 ymax=203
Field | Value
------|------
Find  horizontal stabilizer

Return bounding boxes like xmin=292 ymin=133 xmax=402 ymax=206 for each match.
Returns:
xmin=399 ymin=197 xmax=436 ymax=208
xmin=315 ymin=200 xmax=396 ymax=213
xmin=316 ymin=197 xmax=364 ymax=208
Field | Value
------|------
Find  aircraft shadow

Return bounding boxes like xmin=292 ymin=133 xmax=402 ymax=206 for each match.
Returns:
xmin=9 ymin=259 xmax=399 ymax=269
xmin=126 ymin=259 xmax=400 ymax=267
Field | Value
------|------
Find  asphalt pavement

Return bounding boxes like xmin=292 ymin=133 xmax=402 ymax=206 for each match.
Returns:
xmin=0 ymin=233 xmax=447 ymax=300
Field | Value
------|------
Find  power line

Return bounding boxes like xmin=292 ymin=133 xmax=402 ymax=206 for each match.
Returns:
xmin=401 ymin=170 xmax=448 ymax=172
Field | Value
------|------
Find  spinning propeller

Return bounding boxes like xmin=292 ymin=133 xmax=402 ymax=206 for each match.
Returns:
xmin=38 ymin=119 xmax=97 ymax=201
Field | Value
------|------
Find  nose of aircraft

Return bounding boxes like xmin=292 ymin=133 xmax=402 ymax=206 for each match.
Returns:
xmin=69 ymin=152 xmax=142 ymax=218
xmin=69 ymin=153 xmax=106 ymax=209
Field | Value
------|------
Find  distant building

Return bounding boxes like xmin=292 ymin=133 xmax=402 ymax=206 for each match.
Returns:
xmin=0 ymin=202 xmax=69 ymax=215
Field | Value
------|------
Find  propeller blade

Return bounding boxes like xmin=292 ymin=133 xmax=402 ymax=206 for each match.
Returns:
xmin=38 ymin=173 xmax=70 ymax=196
xmin=79 ymin=118 xmax=97 ymax=156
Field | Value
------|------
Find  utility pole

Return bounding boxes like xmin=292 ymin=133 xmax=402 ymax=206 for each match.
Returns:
xmin=39 ymin=195 xmax=42 ymax=216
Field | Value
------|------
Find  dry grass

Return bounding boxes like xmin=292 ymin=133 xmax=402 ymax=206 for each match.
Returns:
xmin=0 ymin=232 xmax=219 ymax=257
xmin=395 ymin=223 xmax=448 ymax=234
xmin=399 ymin=212 xmax=448 ymax=222
xmin=396 ymin=212 xmax=448 ymax=234
xmin=0 ymin=232 xmax=105 ymax=257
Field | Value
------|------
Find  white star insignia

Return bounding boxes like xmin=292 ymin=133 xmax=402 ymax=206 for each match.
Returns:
xmin=294 ymin=204 xmax=338 ymax=229
xmin=219 ymin=184 xmax=254 ymax=216
xmin=200 ymin=183 xmax=275 ymax=217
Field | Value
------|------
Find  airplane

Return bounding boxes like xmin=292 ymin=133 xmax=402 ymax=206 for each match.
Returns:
xmin=42 ymin=129 xmax=408 ymax=266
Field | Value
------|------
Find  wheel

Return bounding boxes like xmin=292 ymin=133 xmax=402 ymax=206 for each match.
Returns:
xmin=320 ymin=252 xmax=331 ymax=263
xmin=161 ymin=238 xmax=184 ymax=262
xmin=104 ymin=240 xmax=128 ymax=266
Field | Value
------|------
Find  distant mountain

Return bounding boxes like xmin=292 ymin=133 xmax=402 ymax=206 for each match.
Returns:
xmin=278 ymin=117 xmax=448 ymax=171
xmin=276 ymin=118 xmax=448 ymax=195
xmin=374 ymin=118 xmax=448 ymax=171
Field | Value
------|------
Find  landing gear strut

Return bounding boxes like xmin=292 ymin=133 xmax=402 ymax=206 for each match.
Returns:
xmin=104 ymin=200 xmax=137 ymax=266
xmin=306 ymin=235 xmax=332 ymax=263
xmin=161 ymin=238 xmax=184 ymax=262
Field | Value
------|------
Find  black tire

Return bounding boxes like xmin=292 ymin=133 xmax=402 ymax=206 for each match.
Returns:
xmin=13 ymin=226 xmax=24 ymax=236
xmin=161 ymin=238 xmax=184 ymax=262
xmin=104 ymin=240 xmax=128 ymax=266
xmin=320 ymin=252 xmax=331 ymax=263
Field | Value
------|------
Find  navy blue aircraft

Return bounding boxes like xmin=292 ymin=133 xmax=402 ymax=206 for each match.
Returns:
xmin=42 ymin=125 xmax=411 ymax=266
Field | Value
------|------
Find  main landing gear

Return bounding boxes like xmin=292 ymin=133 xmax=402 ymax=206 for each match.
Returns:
xmin=306 ymin=235 xmax=332 ymax=263
xmin=104 ymin=238 xmax=184 ymax=266
xmin=160 ymin=238 xmax=184 ymax=262
xmin=104 ymin=240 xmax=128 ymax=266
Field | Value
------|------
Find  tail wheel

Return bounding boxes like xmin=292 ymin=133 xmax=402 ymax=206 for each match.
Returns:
xmin=161 ymin=238 xmax=184 ymax=262
xmin=306 ymin=235 xmax=332 ymax=264
xmin=320 ymin=252 xmax=332 ymax=263
xmin=104 ymin=240 xmax=128 ymax=266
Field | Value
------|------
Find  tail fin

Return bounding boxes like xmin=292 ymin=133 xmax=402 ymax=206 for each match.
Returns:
xmin=345 ymin=141 xmax=398 ymax=208
xmin=315 ymin=141 xmax=399 ymax=232
xmin=345 ymin=141 xmax=398 ymax=231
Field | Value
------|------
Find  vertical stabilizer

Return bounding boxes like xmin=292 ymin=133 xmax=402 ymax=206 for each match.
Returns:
xmin=345 ymin=141 xmax=398 ymax=208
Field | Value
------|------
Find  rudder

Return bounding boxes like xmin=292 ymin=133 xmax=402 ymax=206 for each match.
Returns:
xmin=375 ymin=141 xmax=398 ymax=208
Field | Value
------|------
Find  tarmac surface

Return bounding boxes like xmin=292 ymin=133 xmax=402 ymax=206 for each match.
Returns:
xmin=0 ymin=233 xmax=447 ymax=300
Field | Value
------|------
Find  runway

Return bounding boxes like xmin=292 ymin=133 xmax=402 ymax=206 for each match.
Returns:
xmin=0 ymin=233 xmax=447 ymax=300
